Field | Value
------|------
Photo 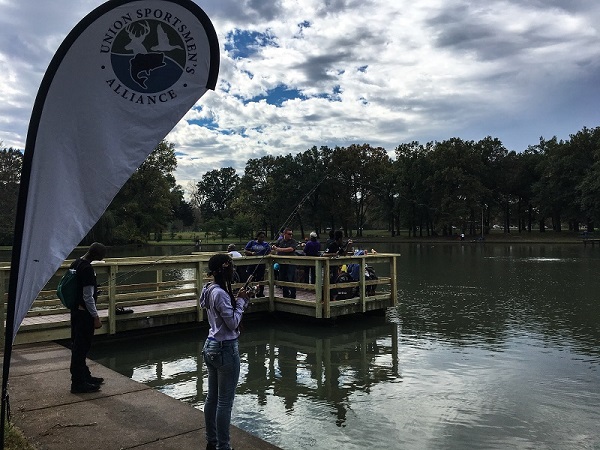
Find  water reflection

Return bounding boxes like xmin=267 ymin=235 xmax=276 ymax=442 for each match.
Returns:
xmin=82 ymin=243 xmax=600 ymax=449
xmin=91 ymin=316 xmax=401 ymax=446
xmin=392 ymin=243 xmax=600 ymax=358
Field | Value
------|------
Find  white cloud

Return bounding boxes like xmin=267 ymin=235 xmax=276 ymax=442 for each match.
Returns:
xmin=1 ymin=0 xmax=600 ymax=187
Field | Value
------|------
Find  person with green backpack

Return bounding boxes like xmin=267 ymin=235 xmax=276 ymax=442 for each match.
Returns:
xmin=69 ymin=242 xmax=106 ymax=394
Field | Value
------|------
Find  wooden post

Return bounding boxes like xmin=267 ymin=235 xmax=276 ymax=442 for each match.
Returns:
xmin=323 ymin=259 xmax=331 ymax=318
xmin=268 ymin=260 xmax=275 ymax=312
xmin=390 ymin=256 xmax=398 ymax=306
xmin=108 ymin=264 xmax=117 ymax=334
xmin=156 ymin=267 xmax=162 ymax=290
xmin=360 ymin=256 xmax=367 ymax=312
xmin=314 ymin=259 xmax=323 ymax=319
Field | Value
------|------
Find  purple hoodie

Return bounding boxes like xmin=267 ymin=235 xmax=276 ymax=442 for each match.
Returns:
xmin=200 ymin=283 xmax=246 ymax=341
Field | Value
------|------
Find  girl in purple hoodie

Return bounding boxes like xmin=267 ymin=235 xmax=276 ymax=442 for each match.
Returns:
xmin=200 ymin=253 xmax=249 ymax=450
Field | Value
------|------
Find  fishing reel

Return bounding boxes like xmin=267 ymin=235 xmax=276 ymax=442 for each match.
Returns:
xmin=238 ymin=275 xmax=258 ymax=301
xmin=246 ymin=283 xmax=259 ymax=299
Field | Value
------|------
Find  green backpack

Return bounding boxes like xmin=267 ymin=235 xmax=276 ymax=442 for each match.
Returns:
xmin=57 ymin=261 xmax=81 ymax=309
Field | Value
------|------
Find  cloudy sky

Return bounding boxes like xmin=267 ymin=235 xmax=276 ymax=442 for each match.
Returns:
xmin=1 ymin=0 xmax=600 ymax=189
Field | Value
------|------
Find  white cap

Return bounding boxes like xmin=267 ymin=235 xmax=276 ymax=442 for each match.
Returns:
xmin=310 ymin=232 xmax=318 ymax=238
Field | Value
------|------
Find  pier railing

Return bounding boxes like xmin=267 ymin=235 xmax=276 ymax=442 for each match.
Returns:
xmin=1 ymin=252 xmax=398 ymax=345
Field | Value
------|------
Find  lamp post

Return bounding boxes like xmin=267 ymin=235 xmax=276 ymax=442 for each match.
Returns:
xmin=481 ymin=204 xmax=487 ymax=239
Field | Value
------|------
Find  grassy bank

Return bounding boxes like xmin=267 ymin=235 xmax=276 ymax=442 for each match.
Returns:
xmin=1 ymin=230 xmax=590 ymax=254
xmin=3 ymin=424 xmax=35 ymax=450
xmin=149 ymin=229 xmax=589 ymax=246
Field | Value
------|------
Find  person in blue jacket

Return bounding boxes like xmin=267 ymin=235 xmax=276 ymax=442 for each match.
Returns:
xmin=244 ymin=231 xmax=271 ymax=296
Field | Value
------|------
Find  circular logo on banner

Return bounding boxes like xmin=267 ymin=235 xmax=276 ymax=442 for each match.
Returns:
xmin=110 ymin=19 xmax=186 ymax=93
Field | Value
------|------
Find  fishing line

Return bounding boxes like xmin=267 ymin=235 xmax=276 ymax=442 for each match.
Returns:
xmin=95 ymin=244 xmax=198 ymax=290
xmin=242 ymin=173 xmax=330 ymax=290
xmin=89 ymin=173 xmax=329 ymax=296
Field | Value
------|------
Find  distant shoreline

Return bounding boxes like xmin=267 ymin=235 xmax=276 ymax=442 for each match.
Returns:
xmin=345 ymin=232 xmax=588 ymax=245
xmin=152 ymin=231 xmax=590 ymax=246
xmin=0 ymin=231 xmax=592 ymax=254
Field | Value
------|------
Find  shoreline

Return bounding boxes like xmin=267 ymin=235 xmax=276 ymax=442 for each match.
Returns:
xmin=158 ymin=231 xmax=591 ymax=246
xmin=0 ymin=231 xmax=592 ymax=254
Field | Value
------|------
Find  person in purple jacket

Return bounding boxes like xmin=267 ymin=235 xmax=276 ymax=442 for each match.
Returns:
xmin=200 ymin=253 xmax=250 ymax=450
xmin=303 ymin=231 xmax=321 ymax=283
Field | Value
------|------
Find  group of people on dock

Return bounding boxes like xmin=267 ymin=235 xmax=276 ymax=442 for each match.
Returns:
xmin=226 ymin=228 xmax=358 ymax=299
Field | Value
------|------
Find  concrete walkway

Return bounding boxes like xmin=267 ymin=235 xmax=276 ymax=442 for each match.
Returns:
xmin=4 ymin=342 xmax=281 ymax=450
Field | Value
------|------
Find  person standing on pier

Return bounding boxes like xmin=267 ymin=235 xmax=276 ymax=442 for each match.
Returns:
xmin=244 ymin=231 xmax=271 ymax=297
xmin=272 ymin=227 xmax=298 ymax=298
xmin=303 ymin=231 xmax=321 ymax=283
xmin=200 ymin=253 xmax=250 ymax=450
xmin=70 ymin=242 xmax=106 ymax=394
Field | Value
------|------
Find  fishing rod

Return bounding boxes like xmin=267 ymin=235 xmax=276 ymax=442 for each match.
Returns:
xmin=88 ymin=173 xmax=329 ymax=296
xmin=240 ymin=172 xmax=330 ymax=294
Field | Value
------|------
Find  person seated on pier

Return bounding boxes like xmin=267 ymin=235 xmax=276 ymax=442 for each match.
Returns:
xmin=323 ymin=230 xmax=353 ymax=282
xmin=244 ymin=231 xmax=271 ymax=297
xmin=227 ymin=243 xmax=243 ymax=258
xmin=227 ymin=244 xmax=246 ymax=283
xmin=272 ymin=227 xmax=298 ymax=298
xmin=347 ymin=250 xmax=377 ymax=295
xmin=325 ymin=229 xmax=335 ymax=249
xmin=322 ymin=230 xmax=352 ymax=257
xmin=347 ymin=250 xmax=366 ymax=282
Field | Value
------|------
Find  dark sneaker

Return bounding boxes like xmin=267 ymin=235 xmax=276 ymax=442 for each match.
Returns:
xmin=88 ymin=376 xmax=104 ymax=385
xmin=115 ymin=307 xmax=133 ymax=315
xmin=71 ymin=382 xmax=101 ymax=394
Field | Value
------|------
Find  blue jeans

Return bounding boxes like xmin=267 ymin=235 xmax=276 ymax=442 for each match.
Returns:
xmin=203 ymin=338 xmax=240 ymax=450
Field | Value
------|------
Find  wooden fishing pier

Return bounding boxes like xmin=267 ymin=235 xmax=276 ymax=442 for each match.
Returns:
xmin=1 ymin=252 xmax=398 ymax=345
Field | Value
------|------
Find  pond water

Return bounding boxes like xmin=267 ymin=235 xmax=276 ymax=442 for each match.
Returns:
xmin=17 ymin=241 xmax=600 ymax=449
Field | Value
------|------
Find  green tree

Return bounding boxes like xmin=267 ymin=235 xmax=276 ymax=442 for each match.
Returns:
xmin=85 ymin=140 xmax=179 ymax=244
xmin=426 ymin=138 xmax=490 ymax=236
xmin=171 ymin=185 xmax=194 ymax=227
xmin=394 ymin=141 xmax=434 ymax=236
xmin=576 ymin=126 xmax=600 ymax=230
xmin=532 ymin=131 xmax=593 ymax=232
xmin=473 ymin=136 xmax=507 ymax=235
xmin=193 ymin=167 xmax=240 ymax=222
xmin=0 ymin=146 xmax=23 ymax=245
xmin=235 ymin=156 xmax=277 ymax=234
xmin=505 ymin=149 xmax=541 ymax=232
xmin=294 ymin=146 xmax=332 ymax=237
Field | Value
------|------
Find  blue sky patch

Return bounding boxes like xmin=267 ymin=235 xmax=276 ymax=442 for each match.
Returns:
xmin=189 ymin=114 xmax=218 ymax=131
xmin=224 ymin=29 xmax=277 ymax=59
xmin=249 ymin=85 xmax=305 ymax=107
xmin=314 ymin=85 xmax=342 ymax=102
xmin=188 ymin=116 xmax=233 ymax=135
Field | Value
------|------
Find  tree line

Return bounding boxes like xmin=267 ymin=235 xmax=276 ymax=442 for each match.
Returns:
xmin=0 ymin=140 xmax=192 ymax=246
xmin=1 ymin=125 xmax=599 ymax=246
xmin=192 ymin=126 xmax=600 ymax=240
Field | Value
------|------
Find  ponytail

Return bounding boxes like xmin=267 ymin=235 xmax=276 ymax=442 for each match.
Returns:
xmin=208 ymin=253 xmax=236 ymax=307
